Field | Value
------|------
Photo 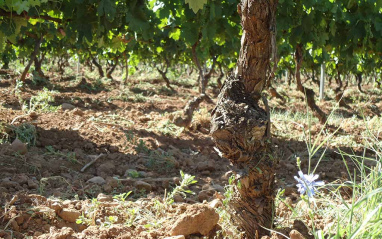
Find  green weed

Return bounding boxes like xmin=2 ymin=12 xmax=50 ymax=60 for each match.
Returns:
xmin=11 ymin=123 xmax=37 ymax=147
xmin=44 ymin=146 xmax=80 ymax=164
xmin=26 ymin=88 xmax=59 ymax=113
xmin=165 ymin=170 xmax=197 ymax=204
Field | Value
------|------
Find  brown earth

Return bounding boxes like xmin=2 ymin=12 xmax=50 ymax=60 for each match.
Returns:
xmin=0 ymin=73 xmax=380 ymax=238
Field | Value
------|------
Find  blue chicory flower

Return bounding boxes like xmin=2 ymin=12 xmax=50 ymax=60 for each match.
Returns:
xmin=294 ymin=170 xmax=324 ymax=198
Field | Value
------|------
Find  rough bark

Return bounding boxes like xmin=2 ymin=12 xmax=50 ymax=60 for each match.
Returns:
xmin=295 ymin=44 xmax=327 ymax=124
xmin=211 ymin=0 xmax=277 ymax=237
xmin=20 ymin=36 xmax=43 ymax=82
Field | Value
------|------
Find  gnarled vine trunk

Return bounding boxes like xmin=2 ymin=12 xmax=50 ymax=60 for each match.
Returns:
xmin=20 ymin=36 xmax=43 ymax=82
xmin=210 ymin=0 xmax=277 ymax=237
xmin=295 ymin=44 xmax=327 ymax=124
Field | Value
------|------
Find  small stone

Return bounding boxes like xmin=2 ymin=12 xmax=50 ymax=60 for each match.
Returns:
xmin=10 ymin=139 xmax=28 ymax=155
xmin=198 ymin=191 xmax=210 ymax=202
xmin=173 ymin=194 xmax=185 ymax=203
xmin=61 ymin=103 xmax=75 ymax=110
xmin=289 ymin=230 xmax=305 ymax=239
xmin=58 ymin=209 xmax=81 ymax=223
xmin=97 ymin=193 xmax=113 ymax=202
xmin=134 ymin=181 xmax=152 ymax=192
xmin=27 ymin=179 xmax=38 ymax=189
xmin=87 ymin=176 xmax=106 ymax=185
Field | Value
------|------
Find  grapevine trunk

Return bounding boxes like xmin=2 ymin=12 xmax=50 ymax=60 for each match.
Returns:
xmin=211 ymin=0 xmax=277 ymax=237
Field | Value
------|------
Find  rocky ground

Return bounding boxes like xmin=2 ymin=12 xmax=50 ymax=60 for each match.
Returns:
xmin=0 ymin=73 xmax=380 ymax=238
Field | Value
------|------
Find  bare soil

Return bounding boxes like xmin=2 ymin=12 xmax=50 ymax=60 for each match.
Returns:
xmin=0 ymin=74 xmax=380 ymax=238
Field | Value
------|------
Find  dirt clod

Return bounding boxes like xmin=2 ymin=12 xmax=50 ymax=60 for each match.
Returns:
xmin=169 ymin=204 xmax=219 ymax=236
xmin=58 ymin=209 xmax=81 ymax=223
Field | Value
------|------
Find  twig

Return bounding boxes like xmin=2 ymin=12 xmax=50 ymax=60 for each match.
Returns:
xmin=80 ymin=154 xmax=104 ymax=172
xmin=11 ymin=114 xmax=29 ymax=125
xmin=117 ymin=177 xmax=175 ymax=183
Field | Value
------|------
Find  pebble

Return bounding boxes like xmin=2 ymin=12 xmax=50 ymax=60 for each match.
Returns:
xmin=87 ymin=176 xmax=106 ymax=185
xmin=61 ymin=103 xmax=75 ymax=110
xmin=134 ymin=181 xmax=152 ymax=192
xmin=10 ymin=139 xmax=28 ymax=155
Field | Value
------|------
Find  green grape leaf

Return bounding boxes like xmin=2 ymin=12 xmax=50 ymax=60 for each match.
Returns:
xmin=185 ymin=0 xmax=207 ymax=13
xmin=97 ymin=0 xmax=116 ymax=22
xmin=14 ymin=0 xmax=30 ymax=14
xmin=180 ymin=22 xmax=199 ymax=44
